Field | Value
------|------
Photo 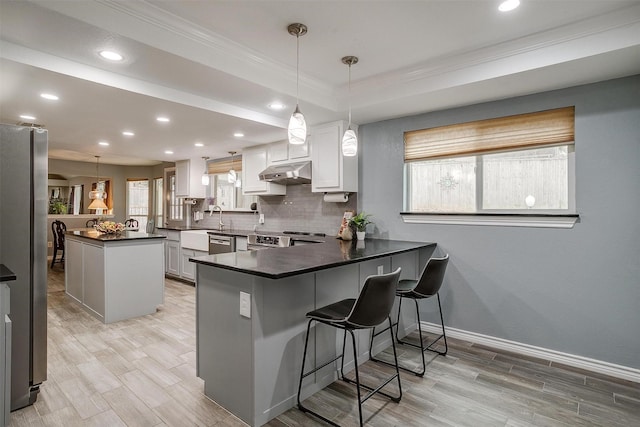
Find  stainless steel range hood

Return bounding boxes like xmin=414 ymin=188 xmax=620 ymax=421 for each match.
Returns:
xmin=258 ymin=161 xmax=311 ymax=185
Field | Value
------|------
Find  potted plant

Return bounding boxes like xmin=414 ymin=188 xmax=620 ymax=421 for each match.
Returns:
xmin=349 ymin=212 xmax=373 ymax=240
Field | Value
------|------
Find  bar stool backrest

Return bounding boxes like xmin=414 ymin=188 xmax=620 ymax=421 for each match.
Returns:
xmin=413 ymin=254 xmax=449 ymax=298
xmin=346 ymin=267 xmax=402 ymax=329
xmin=52 ymin=220 xmax=66 ymax=250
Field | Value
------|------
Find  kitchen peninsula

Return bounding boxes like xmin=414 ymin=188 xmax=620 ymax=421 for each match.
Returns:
xmin=65 ymin=230 xmax=166 ymax=323
xmin=191 ymin=237 xmax=436 ymax=426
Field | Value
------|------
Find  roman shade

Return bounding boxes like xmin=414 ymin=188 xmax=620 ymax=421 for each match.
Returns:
xmin=404 ymin=106 xmax=575 ymax=162
xmin=207 ymin=156 xmax=242 ymax=174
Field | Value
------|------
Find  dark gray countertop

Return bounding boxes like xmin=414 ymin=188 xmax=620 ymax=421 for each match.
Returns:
xmin=190 ymin=238 xmax=435 ymax=279
xmin=66 ymin=230 xmax=167 ymax=242
xmin=0 ymin=264 xmax=16 ymax=282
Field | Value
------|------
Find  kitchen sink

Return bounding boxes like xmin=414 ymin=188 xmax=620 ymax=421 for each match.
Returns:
xmin=180 ymin=230 xmax=212 ymax=251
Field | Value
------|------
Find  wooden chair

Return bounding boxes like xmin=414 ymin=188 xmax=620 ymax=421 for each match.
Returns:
xmin=50 ymin=220 xmax=67 ymax=268
xmin=124 ymin=218 xmax=139 ymax=229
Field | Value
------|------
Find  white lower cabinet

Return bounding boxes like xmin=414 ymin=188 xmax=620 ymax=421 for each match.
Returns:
xmin=166 ymin=240 xmax=180 ymax=277
xmin=180 ymin=249 xmax=208 ymax=282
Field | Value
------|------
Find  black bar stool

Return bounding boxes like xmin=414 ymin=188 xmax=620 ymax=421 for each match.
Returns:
xmin=371 ymin=254 xmax=449 ymax=376
xmin=297 ymin=268 xmax=403 ymax=426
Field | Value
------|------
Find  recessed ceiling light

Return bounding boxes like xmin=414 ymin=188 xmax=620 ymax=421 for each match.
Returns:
xmin=233 ymin=132 xmax=244 ymax=138
xmin=98 ymin=141 xmax=109 ymax=146
xmin=122 ymin=131 xmax=135 ymax=136
xmin=268 ymin=102 xmax=285 ymax=110
xmin=20 ymin=114 xmax=36 ymax=120
xmin=164 ymin=150 xmax=174 ymax=155
xmin=40 ymin=93 xmax=59 ymax=101
xmin=156 ymin=116 xmax=170 ymax=123
xmin=99 ymin=50 xmax=124 ymax=61
xmin=498 ymin=0 xmax=520 ymax=12
xmin=194 ymin=142 xmax=204 ymax=147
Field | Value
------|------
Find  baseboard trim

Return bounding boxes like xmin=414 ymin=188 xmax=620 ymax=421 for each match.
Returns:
xmin=420 ymin=322 xmax=640 ymax=384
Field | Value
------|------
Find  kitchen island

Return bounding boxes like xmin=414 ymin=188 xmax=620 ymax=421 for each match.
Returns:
xmin=65 ymin=230 xmax=166 ymax=323
xmin=191 ymin=238 xmax=436 ymax=426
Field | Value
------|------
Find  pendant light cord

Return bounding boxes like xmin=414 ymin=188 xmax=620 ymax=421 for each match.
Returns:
xmin=348 ymin=62 xmax=352 ymax=127
xmin=296 ymin=32 xmax=300 ymax=106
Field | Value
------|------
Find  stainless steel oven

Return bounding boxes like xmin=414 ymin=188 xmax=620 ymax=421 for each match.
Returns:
xmin=246 ymin=234 xmax=291 ymax=250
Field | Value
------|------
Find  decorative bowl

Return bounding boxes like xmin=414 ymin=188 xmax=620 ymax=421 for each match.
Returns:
xmin=95 ymin=221 xmax=126 ymax=234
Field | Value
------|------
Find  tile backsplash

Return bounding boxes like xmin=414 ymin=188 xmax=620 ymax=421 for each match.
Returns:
xmin=191 ymin=184 xmax=356 ymax=236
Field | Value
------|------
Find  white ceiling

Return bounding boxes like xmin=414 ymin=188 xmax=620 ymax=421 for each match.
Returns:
xmin=1 ymin=0 xmax=639 ymax=166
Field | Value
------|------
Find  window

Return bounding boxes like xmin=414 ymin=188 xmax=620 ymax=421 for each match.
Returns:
xmin=403 ymin=107 xmax=577 ymax=227
xmin=153 ymin=177 xmax=163 ymax=229
xmin=205 ymin=155 xmax=256 ymax=210
xmin=126 ymin=179 xmax=149 ymax=230
xmin=167 ymin=171 xmax=183 ymax=221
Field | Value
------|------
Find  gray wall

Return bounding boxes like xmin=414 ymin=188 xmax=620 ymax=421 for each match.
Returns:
xmin=359 ymin=75 xmax=640 ymax=369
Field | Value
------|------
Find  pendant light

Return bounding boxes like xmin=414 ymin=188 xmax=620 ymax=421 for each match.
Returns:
xmin=201 ymin=156 xmax=210 ymax=186
xmin=341 ymin=56 xmax=358 ymax=157
xmin=88 ymin=155 xmax=108 ymax=210
xmin=287 ymin=23 xmax=308 ymax=145
xmin=227 ymin=151 xmax=238 ymax=185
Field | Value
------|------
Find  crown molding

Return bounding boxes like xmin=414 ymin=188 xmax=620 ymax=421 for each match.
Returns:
xmin=348 ymin=3 xmax=640 ymax=107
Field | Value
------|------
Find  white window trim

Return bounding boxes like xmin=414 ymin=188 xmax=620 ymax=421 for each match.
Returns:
xmin=400 ymin=213 xmax=579 ymax=228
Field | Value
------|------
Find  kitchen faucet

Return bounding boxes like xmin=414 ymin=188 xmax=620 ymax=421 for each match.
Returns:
xmin=211 ymin=205 xmax=224 ymax=230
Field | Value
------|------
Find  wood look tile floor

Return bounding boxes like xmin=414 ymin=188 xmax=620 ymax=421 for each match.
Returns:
xmin=9 ymin=266 xmax=640 ymax=426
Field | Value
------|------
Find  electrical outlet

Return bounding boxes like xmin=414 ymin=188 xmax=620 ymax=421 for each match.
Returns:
xmin=377 ymin=265 xmax=384 ymax=275
xmin=259 ymin=214 xmax=265 ymax=224
xmin=240 ymin=291 xmax=251 ymax=318
xmin=47 ymin=241 xmax=53 ymax=248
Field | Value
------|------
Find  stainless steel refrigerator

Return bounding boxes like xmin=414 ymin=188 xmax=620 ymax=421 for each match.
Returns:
xmin=0 ymin=124 xmax=47 ymax=410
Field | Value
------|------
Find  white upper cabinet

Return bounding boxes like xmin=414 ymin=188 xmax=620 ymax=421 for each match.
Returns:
xmin=175 ymin=158 xmax=207 ymax=199
xmin=267 ymin=138 xmax=310 ymax=165
xmin=242 ymin=146 xmax=286 ymax=195
xmin=311 ymin=120 xmax=358 ymax=193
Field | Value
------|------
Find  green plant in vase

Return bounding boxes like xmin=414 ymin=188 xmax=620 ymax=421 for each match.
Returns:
xmin=349 ymin=212 xmax=373 ymax=240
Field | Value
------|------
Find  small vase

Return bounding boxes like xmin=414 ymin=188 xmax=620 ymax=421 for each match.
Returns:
xmin=356 ymin=231 xmax=366 ymax=240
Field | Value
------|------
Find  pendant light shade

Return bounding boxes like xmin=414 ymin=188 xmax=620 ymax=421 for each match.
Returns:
xmin=288 ymin=105 xmax=307 ymax=145
xmin=341 ymin=56 xmax=359 ymax=157
xmin=201 ymin=156 xmax=210 ymax=186
xmin=89 ymin=155 xmax=108 ymax=210
xmin=227 ymin=151 xmax=240 ymax=187
xmin=88 ymin=198 xmax=108 ymax=210
xmin=287 ymin=23 xmax=308 ymax=146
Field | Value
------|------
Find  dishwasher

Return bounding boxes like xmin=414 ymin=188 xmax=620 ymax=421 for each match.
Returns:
xmin=208 ymin=234 xmax=236 ymax=254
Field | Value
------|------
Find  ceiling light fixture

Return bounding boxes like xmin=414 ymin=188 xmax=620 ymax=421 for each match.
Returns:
xmin=40 ymin=93 xmax=59 ymax=101
xmin=268 ymin=102 xmax=285 ymax=110
xmin=341 ymin=56 xmax=359 ymax=157
xmin=195 ymin=142 xmax=204 ymax=147
xmin=287 ymin=23 xmax=308 ymax=146
xmin=99 ymin=50 xmax=124 ymax=61
xmin=201 ymin=156 xmax=210 ymax=186
xmin=88 ymin=156 xmax=108 ymax=211
xmin=122 ymin=131 xmax=134 ymax=136
xmin=233 ymin=132 xmax=244 ymax=138
xmin=20 ymin=114 xmax=36 ymax=121
xmin=156 ymin=116 xmax=170 ymax=123
xmin=164 ymin=150 xmax=173 ymax=155
xmin=498 ymin=0 xmax=520 ymax=12
xmin=98 ymin=141 xmax=109 ymax=146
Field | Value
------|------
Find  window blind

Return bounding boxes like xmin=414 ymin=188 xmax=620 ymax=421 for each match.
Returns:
xmin=404 ymin=106 xmax=574 ymax=162
xmin=207 ymin=156 xmax=242 ymax=175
